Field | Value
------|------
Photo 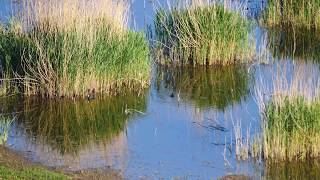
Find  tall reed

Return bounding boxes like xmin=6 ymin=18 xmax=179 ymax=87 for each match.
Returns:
xmin=255 ymin=62 xmax=320 ymax=161
xmin=263 ymin=0 xmax=320 ymax=29
xmin=0 ymin=0 xmax=150 ymax=98
xmin=154 ymin=1 xmax=254 ymax=66
xmin=0 ymin=115 xmax=14 ymax=145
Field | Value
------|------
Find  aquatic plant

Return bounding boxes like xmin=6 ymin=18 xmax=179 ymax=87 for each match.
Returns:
xmin=255 ymin=63 xmax=320 ymax=161
xmin=0 ymin=115 xmax=14 ymax=145
xmin=156 ymin=65 xmax=249 ymax=110
xmin=231 ymin=119 xmax=262 ymax=162
xmin=263 ymin=0 xmax=320 ymax=29
xmin=264 ymin=97 xmax=320 ymax=160
xmin=154 ymin=1 xmax=254 ymax=66
xmin=0 ymin=0 xmax=150 ymax=98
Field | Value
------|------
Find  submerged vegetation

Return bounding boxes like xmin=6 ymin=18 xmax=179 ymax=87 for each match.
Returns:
xmin=154 ymin=2 xmax=254 ymax=66
xmin=263 ymin=0 xmax=320 ymax=28
xmin=156 ymin=65 xmax=249 ymax=110
xmin=0 ymin=0 xmax=150 ymax=98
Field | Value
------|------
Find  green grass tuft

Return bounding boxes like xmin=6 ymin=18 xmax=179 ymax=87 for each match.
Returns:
xmin=264 ymin=97 xmax=320 ymax=161
xmin=0 ymin=21 xmax=150 ymax=98
xmin=0 ymin=0 xmax=150 ymax=98
xmin=154 ymin=4 xmax=254 ymax=66
xmin=263 ymin=0 xmax=320 ymax=29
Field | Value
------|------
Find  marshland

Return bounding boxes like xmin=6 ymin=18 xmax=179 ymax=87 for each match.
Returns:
xmin=1 ymin=0 xmax=320 ymax=179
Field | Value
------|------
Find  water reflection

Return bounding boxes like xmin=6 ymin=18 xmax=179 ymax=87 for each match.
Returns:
xmin=18 ymin=91 xmax=146 ymax=154
xmin=268 ymin=25 xmax=320 ymax=60
xmin=2 ymin=91 xmax=147 ymax=171
xmin=265 ymin=161 xmax=320 ymax=180
xmin=156 ymin=65 xmax=250 ymax=110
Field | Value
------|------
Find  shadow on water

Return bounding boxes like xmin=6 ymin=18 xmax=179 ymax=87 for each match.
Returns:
xmin=265 ymin=160 xmax=320 ymax=180
xmin=155 ymin=65 xmax=250 ymax=110
xmin=268 ymin=25 xmax=320 ymax=61
xmin=1 ymin=90 xmax=147 ymax=156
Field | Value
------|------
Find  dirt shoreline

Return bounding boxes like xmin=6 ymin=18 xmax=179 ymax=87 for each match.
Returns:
xmin=0 ymin=146 xmax=122 ymax=180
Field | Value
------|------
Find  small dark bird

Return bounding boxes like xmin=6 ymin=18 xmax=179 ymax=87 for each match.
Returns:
xmin=170 ymin=92 xmax=174 ymax=98
xmin=87 ymin=88 xmax=96 ymax=101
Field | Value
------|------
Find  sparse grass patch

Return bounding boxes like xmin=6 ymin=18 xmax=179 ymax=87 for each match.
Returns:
xmin=154 ymin=2 xmax=254 ymax=66
xmin=263 ymin=0 xmax=320 ymax=29
xmin=0 ymin=166 xmax=70 ymax=180
xmin=0 ymin=0 xmax=150 ymax=98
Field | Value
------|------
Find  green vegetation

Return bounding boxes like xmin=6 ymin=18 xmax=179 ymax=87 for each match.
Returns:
xmin=154 ymin=3 xmax=254 ymax=66
xmin=0 ymin=166 xmax=69 ymax=180
xmin=0 ymin=0 xmax=150 ymax=98
xmin=252 ymin=64 xmax=320 ymax=161
xmin=264 ymin=97 xmax=320 ymax=161
xmin=0 ymin=115 xmax=14 ymax=145
xmin=13 ymin=90 xmax=147 ymax=154
xmin=268 ymin=25 xmax=320 ymax=60
xmin=263 ymin=0 xmax=320 ymax=28
xmin=156 ymin=65 xmax=249 ymax=110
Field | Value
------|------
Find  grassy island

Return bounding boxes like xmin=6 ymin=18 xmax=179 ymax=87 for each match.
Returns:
xmin=0 ymin=0 xmax=150 ymax=98
xmin=154 ymin=3 xmax=254 ymax=66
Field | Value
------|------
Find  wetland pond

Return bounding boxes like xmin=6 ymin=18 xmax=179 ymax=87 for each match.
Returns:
xmin=1 ymin=0 xmax=320 ymax=179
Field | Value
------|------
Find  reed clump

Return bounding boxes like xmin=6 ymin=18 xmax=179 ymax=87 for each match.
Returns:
xmin=154 ymin=2 xmax=254 ymax=66
xmin=263 ymin=0 xmax=320 ymax=29
xmin=264 ymin=97 xmax=320 ymax=161
xmin=0 ymin=0 xmax=150 ymax=98
xmin=256 ymin=63 xmax=320 ymax=161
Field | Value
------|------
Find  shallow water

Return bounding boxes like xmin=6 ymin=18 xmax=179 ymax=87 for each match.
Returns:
xmin=0 ymin=0 xmax=12 ymax=22
xmin=1 ymin=0 xmax=320 ymax=179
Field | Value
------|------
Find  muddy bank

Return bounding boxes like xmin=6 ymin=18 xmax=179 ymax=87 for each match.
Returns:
xmin=0 ymin=146 xmax=122 ymax=180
